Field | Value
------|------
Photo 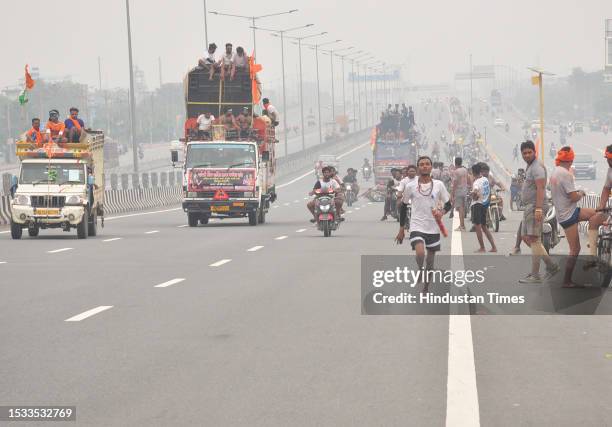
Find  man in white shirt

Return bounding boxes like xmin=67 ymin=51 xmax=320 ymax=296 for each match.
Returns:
xmin=231 ymin=46 xmax=248 ymax=80
xmin=197 ymin=43 xmax=218 ymax=80
xmin=396 ymin=165 xmax=418 ymax=229
xmin=219 ymin=43 xmax=234 ymax=80
xmin=470 ymin=163 xmax=497 ymax=253
xmin=395 ymin=156 xmax=451 ymax=292
xmin=263 ymin=98 xmax=279 ymax=127
xmin=307 ymin=166 xmax=343 ymax=223
xmin=196 ymin=111 xmax=215 ymax=139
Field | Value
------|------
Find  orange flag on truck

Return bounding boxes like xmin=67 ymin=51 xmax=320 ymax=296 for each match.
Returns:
xmin=249 ymin=54 xmax=262 ymax=104
xmin=25 ymin=65 xmax=35 ymax=90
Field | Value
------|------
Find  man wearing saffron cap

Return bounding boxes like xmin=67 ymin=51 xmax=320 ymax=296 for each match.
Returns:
xmin=550 ymin=146 xmax=598 ymax=287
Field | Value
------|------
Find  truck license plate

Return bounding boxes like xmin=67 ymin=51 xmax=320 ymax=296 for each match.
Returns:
xmin=35 ymin=208 xmax=60 ymax=216
xmin=232 ymin=202 xmax=245 ymax=207
xmin=211 ymin=205 xmax=229 ymax=212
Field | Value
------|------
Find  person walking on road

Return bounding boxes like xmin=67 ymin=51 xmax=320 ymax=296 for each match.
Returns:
xmin=395 ymin=156 xmax=451 ymax=293
xmin=518 ymin=140 xmax=559 ymax=284
xmin=470 ymin=163 xmax=497 ymax=253
xmin=451 ymin=156 xmax=470 ymax=231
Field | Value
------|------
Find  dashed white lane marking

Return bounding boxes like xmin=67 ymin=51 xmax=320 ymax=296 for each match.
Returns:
xmin=105 ymin=208 xmax=181 ymax=221
xmin=303 ymin=197 xmax=309 ymax=200
xmin=284 ymin=203 xmax=290 ymax=206
xmin=0 ymin=231 xmax=10 ymax=234
xmin=446 ymin=213 xmax=480 ymax=426
xmin=275 ymin=235 xmax=288 ymax=240
xmin=293 ymin=200 xmax=300 ymax=203
xmin=296 ymin=229 xmax=307 ymax=233
xmin=177 ymin=224 xmax=189 ymax=228
xmin=0 ymin=261 xmax=6 ymax=265
xmin=103 ymin=238 xmax=122 ymax=242
xmin=210 ymin=259 xmax=232 ymax=267
xmin=347 ymin=210 xmax=353 ymax=214
xmin=154 ymin=278 xmax=186 ymax=288
xmin=47 ymin=248 xmax=73 ymax=254
xmin=355 ymin=207 xmax=361 ymax=211
xmin=65 ymin=306 xmax=113 ymax=322
xmin=145 ymin=230 xmax=160 ymax=234
xmin=367 ymin=202 xmax=372 ymax=205
xmin=247 ymin=245 xmax=264 ymax=252
xmin=273 ymin=205 xmax=280 ymax=209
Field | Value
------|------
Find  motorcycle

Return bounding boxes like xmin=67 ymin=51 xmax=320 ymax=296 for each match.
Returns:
xmin=138 ymin=146 xmax=144 ymax=160
xmin=362 ymin=166 xmax=372 ymax=181
xmin=345 ymin=183 xmax=357 ymax=207
xmin=505 ymin=123 xmax=510 ymax=133
xmin=486 ymin=190 xmax=502 ymax=232
xmin=314 ymin=189 xmax=340 ymax=237
xmin=541 ymin=204 xmax=561 ymax=254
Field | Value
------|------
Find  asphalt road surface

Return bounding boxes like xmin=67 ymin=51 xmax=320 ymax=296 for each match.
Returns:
xmin=1 ymin=100 xmax=611 ymax=426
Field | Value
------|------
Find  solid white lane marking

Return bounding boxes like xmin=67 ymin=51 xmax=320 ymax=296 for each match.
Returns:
xmin=275 ymin=235 xmax=288 ymax=240
xmin=446 ymin=214 xmax=480 ymax=427
xmin=105 ymin=208 xmax=181 ymax=221
xmin=154 ymin=278 xmax=186 ymax=288
xmin=47 ymin=248 xmax=73 ymax=254
xmin=210 ymin=259 xmax=232 ymax=267
xmin=103 ymin=238 xmax=122 ymax=242
xmin=247 ymin=245 xmax=264 ymax=252
xmin=145 ymin=230 xmax=160 ymax=234
xmin=296 ymin=229 xmax=307 ymax=233
xmin=277 ymin=141 xmax=370 ymax=188
xmin=65 ymin=306 xmax=113 ymax=322
xmin=177 ymin=224 xmax=189 ymax=228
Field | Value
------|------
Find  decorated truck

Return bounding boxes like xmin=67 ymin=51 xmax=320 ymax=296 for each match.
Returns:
xmin=171 ymin=57 xmax=277 ymax=226
xmin=10 ymin=131 xmax=104 ymax=239
xmin=372 ymin=127 xmax=417 ymax=186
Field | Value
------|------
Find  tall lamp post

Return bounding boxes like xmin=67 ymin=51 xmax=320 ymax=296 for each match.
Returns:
xmin=285 ymin=32 xmax=328 ymax=151
xmin=125 ymin=0 xmax=138 ymax=173
xmin=252 ymin=24 xmax=314 ymax=156
xmin=528 ymin=67 xmax=555 ymax=161
xmin=209 ymin=9 xmax=298 ymax=59
xmin=321 ymin=46 xmax=353 ymax=127
xmin=304 ymin=39 xmax=342 ymax=144
xmin=344 ymin=50 xmax=364 ymax=132
xmin=351 ymin=52 xmax=371 ymax=131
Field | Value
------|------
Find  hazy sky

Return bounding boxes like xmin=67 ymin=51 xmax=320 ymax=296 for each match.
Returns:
xmin=1 ymin=0 xmax=610 ymax=91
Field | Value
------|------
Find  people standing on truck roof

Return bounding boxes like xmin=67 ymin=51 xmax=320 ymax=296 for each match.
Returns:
xmin=262 ymin=98 xmax=279 ymax=127
xmin=252 ymin=113 xmax=268 ymax=141
xmin=45 ymin=110 xmax=66 ymax=143
xmin=219 ymin=43 xmax=234 ymax=81
xmin=408 ymin=106 xmax=415 ymax=128
xmin=197 ymin=43 xmax=218 ymax=80
xmin=64 ymin=107 xmax=84 ymax=143
xmin=196 ymin=111 xmax=215 ymax=139
xmin=184 ymin=116 xmax=198 ymax=140
xmin=231 ymin=47 xmax=248 ymax=80
xmin=26 ymin=118 xmax=44 ymax=145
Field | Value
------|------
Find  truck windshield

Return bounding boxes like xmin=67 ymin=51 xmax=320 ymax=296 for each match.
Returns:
xmin=186 ymin=144 xmax=256 ymax=168
xmin=375 ymin=144 xmax=412 ymax=160
xmin=20 ymin=163 xmax=86 ymax=185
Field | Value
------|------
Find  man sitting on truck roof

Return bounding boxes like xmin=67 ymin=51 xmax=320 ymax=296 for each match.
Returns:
xmin=197 ymin=43 xmax=218 ymax=80
xmin=196 ymin=111 xmax=215 ymax=139
xmin=231 ymin=46 xmax=248 ymax=80
xmin=64 ymin=107 xmax=84 ymax=143
xmin=219 ymin=43 xmax=234 ymax=81
xmin=26 ymin=118 xmax=44 ymax=145
xmin=45 ymin=110 xmax=67 ymax=143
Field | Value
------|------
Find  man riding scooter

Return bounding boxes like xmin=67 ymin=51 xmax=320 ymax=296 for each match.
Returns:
xmin=307 ymin=166 xmax=344 ymax=223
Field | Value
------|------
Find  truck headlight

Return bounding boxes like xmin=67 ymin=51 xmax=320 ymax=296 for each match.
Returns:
xmin=65 ymin=195 xmax=84 ymax=205
xmin=14 ymin=195 xmax=30 ymax=205
xmin=244 ymin=192 xmax=254 ymax=197
xmin=187 ymin=192 xmax=198 ymax=198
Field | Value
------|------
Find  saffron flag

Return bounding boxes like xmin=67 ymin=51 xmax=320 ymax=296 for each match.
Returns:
xmin=25 ymin=65 xmax=35 ymax=90
xmin=249 ymin=54 xmax=262 ymax=105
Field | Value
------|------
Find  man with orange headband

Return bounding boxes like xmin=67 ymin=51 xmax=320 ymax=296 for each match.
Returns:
xmin=45 ymin=109 xmax=66 ymax=143
xmin=25 ymin=118 xmax=44 ymax=146
xmin=550 ymin=146 xmax=598 ymax=287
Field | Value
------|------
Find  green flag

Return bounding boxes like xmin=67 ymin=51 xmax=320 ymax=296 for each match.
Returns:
xmin=18 ymin=89 xmax=28 ymax=106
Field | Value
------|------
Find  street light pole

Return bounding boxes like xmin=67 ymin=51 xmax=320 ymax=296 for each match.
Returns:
xmin=528 ymin=67 xmax=554 ymax=162
xmin=125 ymin=0 xmax=138 ymax=173
xmin=202 ymin=0 xmax=208 ymax=48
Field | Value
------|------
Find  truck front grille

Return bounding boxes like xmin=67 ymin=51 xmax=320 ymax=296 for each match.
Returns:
xmin=31 ymin=195 xmax=66 ymax=208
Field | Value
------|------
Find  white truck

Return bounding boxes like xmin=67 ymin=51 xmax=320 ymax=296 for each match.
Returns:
xmin=10 ymin=131 xmax=105 ymax=239
xmin=172 ymin=133 xmax=277 ymax=226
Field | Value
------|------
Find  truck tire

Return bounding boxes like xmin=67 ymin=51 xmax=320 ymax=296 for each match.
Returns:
xmin=28 ymin=226 xmax=39 ymax=237
xmin=199 ymin=215 xmax=209 ymax=225
xmin=77 ymin=213 xmax=88 ymax=239
xmin=257 ymin=208 xmax=266 ymax=224
xmin=248 ymin=211 xmax=258 ymax=226
xmin=188 ymin=212 xmax=199 ymax=227
xmin=11 ymin=221 xmax=22 ymax=240
xmin=88 ymin=211 xmax=97 ymax=236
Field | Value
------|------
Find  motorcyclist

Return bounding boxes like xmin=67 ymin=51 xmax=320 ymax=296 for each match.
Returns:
xmin=307 ymin=166 xmax=344 ymax=223
xmin=381 ymin=168 xmax=402 ymax=221
xmin=480 ymin=162 xmax=507 ymax=221
xmin=342 ymin=168 xmax=360 ymax=199
xmin=361 ymin=158 xmax=372 ymax=178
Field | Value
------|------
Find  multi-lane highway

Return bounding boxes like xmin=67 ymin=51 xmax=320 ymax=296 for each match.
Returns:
xmin=1 ymin=102 xmax=612 ymax=426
